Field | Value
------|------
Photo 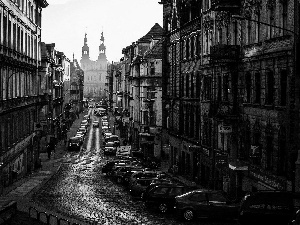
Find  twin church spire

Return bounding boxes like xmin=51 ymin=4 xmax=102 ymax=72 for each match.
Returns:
xmin=81 ymin=32 xmax=106 ymax=60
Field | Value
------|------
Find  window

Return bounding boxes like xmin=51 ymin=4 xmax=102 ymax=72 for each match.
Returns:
xmin=280 ymin=70 xmax=287 ymax=106
xmin=281 ymin=1 xmax=288 ymax=36
xmin=186 ymin=74 xmax=189 ymax=97
xmin=254 ymin=72 xmax=261 ymax=104
xmin=278 ymin=127 xmax=287 ymax=175
xmin=152 ymin=187 xmax=169 ymax=195
xmin=169 ymin=187 xmax=183 ymax=196
xmin=191 ymin=73 xmax=194 ymax=98
xmin=255 ymin=13 xmax=260 ymax=43
xmin=196 ymin=74 xmax=200 ymax=98
xmin=186 ymin=39 xmax=189 ymax=59
xmin=245 ymin=72 xmax=252 ymax=103
xmin=190 ymin=36 xmax=194 ymax=58
xmin=217 ymin=75 xmax=222 ymax=101
xmin=247 ymin=20 xmax=251 ymax=44
xmin=266 ymin=133 xmax=273 ymax=170
xmin=190 ymin=193 xmax=207 ymax=202
xmin=223 ymin=75 xmax=229 ymax=102
xmin=196 ymin=34 xmax=200 ymax=56
xmin=266 ymin=71 xmax=274 ymax=105
xmin=269 ymin=6 xmax=275 ymax=39
xmin=208 ymin=192 xmax=227 ymax=203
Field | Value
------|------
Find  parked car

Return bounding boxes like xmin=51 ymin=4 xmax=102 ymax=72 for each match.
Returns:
xmin=102 ymin=126 xmax=110 ymax=133
xmin=102 ymin=121 xmax=109 ymax=127
xmin=104 ymin=132 xmax=113 ymax=141
xmin=67 ymin=136 xmax=83 ymax=151
xmin=107 ymin=134 xmax=120 ymax=146
xmin=81 ymin=120 xmax=89 ymax=128
xmin=175 ymin=189 xmax=240 ymax=222
xmin=129 ymin=178 xmax=154 ymax=199
xmin=113 ymin=166 xmax=144 ymax=184
xmin=239 ymin=191 xmax=300 ymax=225
xmin=103 ymin=141 xmax=117 ymax=155
xmin=92 ymin=121 xmax=99 ymax=127
xmin=77 ymin=127 xmax=87 ymax=135
xmin=143 ymin=183 xmax=197 ymax=213
xmin=102 ymin=159 xmax=132 ymax=174
xmin=102 ymin=115 xmax=108 ymax=120
xmin=128 ymin=171 xmax=164 ymax=189
xmin=83 ymin=114 xmax=90 ymax=122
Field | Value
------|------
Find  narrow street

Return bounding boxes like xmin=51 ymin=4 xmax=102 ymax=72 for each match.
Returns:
xmin=32 ymin=109 xmax=237 ymax=225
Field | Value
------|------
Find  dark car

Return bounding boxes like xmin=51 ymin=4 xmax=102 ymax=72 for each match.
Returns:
xmin=175 ymin=189 xmax=240 ymax=222
xmin=107 ymin=135 xmax=120 ymax=146
xmin=103 ymin=141 xmax=117 ymax=155
xmin=113 ymin=166 xmax=145 ymax=184
xmin=92 ymin=121 xmax=99 ymax=127
xmin=128 ymin=171 xmax=164 ymax=189
xmin=143 ymin=184 xmax=197 ymax=213
xmin=101 ymin=159 xmax=132 ymax=174
xmin=67 ymin=136 xmax=83 ymax=151
xmin=129 ymin=178 xmax=154 ymax=199
xmin=239 ymin=191 xmax=300 ymax=225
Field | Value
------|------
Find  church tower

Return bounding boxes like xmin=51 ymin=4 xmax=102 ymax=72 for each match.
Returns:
xmin=81 ymin=33 xmax=89 ymax=60
xmin=98 ymin=31 xmax=107 ymax=60
xmin=80 ymin=31 xmax=108 ymax=101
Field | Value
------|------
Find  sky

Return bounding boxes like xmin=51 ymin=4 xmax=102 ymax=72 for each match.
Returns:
xmin=42 ymin=0 xmax=163 ymax=63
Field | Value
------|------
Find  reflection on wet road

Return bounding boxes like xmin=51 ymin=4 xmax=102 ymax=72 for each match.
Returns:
xmin=33 ymin=109 xmax=237 ymax=225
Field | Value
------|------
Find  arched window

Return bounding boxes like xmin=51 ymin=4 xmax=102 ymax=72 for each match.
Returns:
xmin=265 ymin=124 xmax=273 ymax=170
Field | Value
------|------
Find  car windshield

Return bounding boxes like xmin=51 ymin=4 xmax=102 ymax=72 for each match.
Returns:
xmin=105 ymin=142 xmax=115 ymax=147
xmin=69 ymin=138 xmax=81 ymax=143
xmin=109 ymin=136 xmax=119 ymax=142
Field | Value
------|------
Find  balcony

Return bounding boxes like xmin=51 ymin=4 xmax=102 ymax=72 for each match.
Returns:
xmin=210 ymin=44 xmax=240 ymax=63
xmin=211 ymin=0 xmax=241 ymax=12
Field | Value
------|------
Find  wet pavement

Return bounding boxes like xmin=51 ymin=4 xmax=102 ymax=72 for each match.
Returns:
xmin=31 ymin=109 xmax=238 ymax=225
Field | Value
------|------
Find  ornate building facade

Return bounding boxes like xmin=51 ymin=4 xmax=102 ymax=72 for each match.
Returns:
xmin=80 ymin=32 xmax=108 ymax=101
xmin=0 ymin=0 xmax=48 ymax=194
xmin=160 ymin=0 xmax=299 ymax=198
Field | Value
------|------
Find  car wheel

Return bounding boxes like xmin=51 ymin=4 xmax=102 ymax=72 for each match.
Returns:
xmin=158 ymin=203 xmax=168 ymax=213
xmin=183 ymin=209 xmax=194 ymax=221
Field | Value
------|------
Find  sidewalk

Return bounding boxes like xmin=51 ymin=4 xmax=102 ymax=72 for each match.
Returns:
xmin=0 ymin=109 xmax=90 ymax=225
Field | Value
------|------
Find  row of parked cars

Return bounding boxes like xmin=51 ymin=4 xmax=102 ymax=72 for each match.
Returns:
xmin=67 ymin=114 xmax=90 ymax=151
xmin=101 ymin=156 xmax=300 ymax=224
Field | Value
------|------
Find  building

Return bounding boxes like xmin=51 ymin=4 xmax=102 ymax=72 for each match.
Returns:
xmin=70 ymin=59 xmax=84 ymax=117
xmin=80 ymin=32 xmax=108 ymax=101
xmin=160 ymin=0 xmax=300 ymax=198
xmin=40 ymin=43 xmax=69 ymax=150
xmin=118 ymin=23 xmax=164 ymax=158
xmin=0 ymin=0 xmax=48 ymax=194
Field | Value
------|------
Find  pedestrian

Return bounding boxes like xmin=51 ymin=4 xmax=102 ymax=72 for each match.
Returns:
xmin=47 ymin=144 xmax=52 ymax=159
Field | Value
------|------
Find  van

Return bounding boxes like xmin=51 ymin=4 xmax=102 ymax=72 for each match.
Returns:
xmin=239 ymin=191 xmax=300 ymax=225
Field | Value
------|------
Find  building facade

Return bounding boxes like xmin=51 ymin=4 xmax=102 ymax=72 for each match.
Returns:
xmin=0 ymin=0 xmax=48 ymax=194
xmin=160 ymin=0 xmax=299 ymax=198
xmin=70 ymin=59 xmax=84 ymax=117
xmin=117 ymin=23 xmax=164 ymax=159
xmin=80 ymin=32 xmax=108 ymax=101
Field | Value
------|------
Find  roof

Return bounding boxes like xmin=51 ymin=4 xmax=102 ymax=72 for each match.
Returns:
xmin=137 ymin=23 xmax=164 ymax=43
xmin=144 ymin=38 xmax=163 ymax=59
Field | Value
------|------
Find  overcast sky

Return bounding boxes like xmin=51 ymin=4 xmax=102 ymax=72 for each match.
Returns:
xmin=42 ymin=0 xmax=163 ymax=63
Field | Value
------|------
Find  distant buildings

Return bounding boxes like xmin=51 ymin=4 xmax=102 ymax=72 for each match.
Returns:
xmin=80 ymin=32 xmax=108 ymax=101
